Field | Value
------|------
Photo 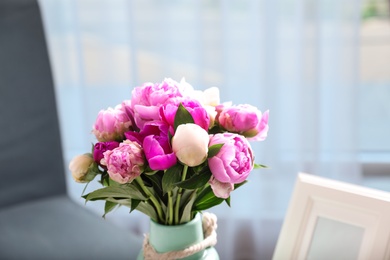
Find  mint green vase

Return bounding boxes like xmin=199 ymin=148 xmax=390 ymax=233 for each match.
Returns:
xmin=137 ymin=213 xmax=219 ymax=260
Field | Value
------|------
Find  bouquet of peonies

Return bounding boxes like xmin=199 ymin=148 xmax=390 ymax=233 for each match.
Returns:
xmin=69 ymin=78 xmax=269 ymax=225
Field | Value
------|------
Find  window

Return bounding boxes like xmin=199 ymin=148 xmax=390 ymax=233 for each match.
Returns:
xmin=359 ymin=0 xmax=390 ymax=187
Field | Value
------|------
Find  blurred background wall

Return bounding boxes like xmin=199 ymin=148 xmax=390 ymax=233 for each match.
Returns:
xmin=38 ymin=0 xmax=390 ymax=259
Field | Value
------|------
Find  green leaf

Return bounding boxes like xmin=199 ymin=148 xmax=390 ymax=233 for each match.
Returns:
xmin=253 ymin=163 xmax=268 ymax=169
xmin=193 ymin=186 xmax=224 ymax=211
xmin=234 ymin=180 xmax=248 ymax=189
xmin=144 ymin=165 xmax=159 ymax=175
xmin=194 ymin=185 xmax=213 ymax=204
xmin=105 ymin=196 xmax=155 ymax=219
xmin=105 ymin=197 xmax=146 ymax=215
xmin=190 ymin=163 xmax=206 ymax=174
xmin=162 ymin=164 xmax=183 ymax=194
xmin=101 ymin=173 xmax=109 ymax=187
xmin=87 ymin=161 xmax=100 ymax=175
xmin=83 ymin=184 xmax=148 ymax=201
xmin=81 ymin=182 xmax=90 ymax=196
xmin=130 ymin=199 xmax=141 ymax=213
xmin=179 ymin=189 xmax=195 ymax=208
xmin=136 ymin=201 xmax=158 ymax=222
xmin=103 ymin=201 xmax=118 ymax=218
xmin=180 ymin=191 xmax=197 ymax=223
xmin=176 ymin=168 xmax=211 ymax=190
xmin=207 ymin=143 xmax=224 ymax=158
xmin=100 ymin=173 xmax=121 ymax=187
xmin=80 ymin=161 xmax=99 ymax=182
xmin=106 ymin=198 xmax=132 ymax=207
xmin=174 ymin=103 xmax=194 ymax=131
xmin=194 ymin=196 xmax=224 ymax=211
xmin=208 ymin=125 xmax=223 ymax=135
xmin=225 ymin=197 xmax=231 ymax=207
xmin=144 ymin=173 xmax=163 ymax=193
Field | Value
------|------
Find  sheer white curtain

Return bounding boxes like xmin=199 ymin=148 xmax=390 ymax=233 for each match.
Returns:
xmin=40 ymin=0 xmax=361 ymax=259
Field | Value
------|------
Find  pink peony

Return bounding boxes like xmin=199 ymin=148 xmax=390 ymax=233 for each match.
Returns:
xmin=130 ymin=78 xmax=187 ymax=129
xmin=218 ymin=105 xmax=269 ymax=141
xmin=120 ymin=99 xmax=136 ymax=130
xmin=92 ymin=105 xmax=133 ymax=142
xmin=208 ymin=133 xmax=254 ymax=184
xmin=101 ymin=140 xmax=145 ymax=184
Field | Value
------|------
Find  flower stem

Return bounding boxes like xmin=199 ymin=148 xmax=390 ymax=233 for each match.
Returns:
xmin=167 ymin=191 xmax=173 ymax=225
xmin=174 ymin=165 xmax=188 ymax=224
xmin=135 ymin=177 xmax=164 ymax=223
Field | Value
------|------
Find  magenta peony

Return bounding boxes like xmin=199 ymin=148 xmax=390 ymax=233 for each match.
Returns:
xmin=141 ymin=122 xmax=177 ymax=170
xmin=93 ymin=141 xmax=120 ymax=166
xmin=143 ymin=135 xmax=177 ymax=171
xmin=160 ymin=98 xmax=210 ymax=134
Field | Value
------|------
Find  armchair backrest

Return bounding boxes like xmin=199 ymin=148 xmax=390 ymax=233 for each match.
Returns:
xmin=0 ymin=0 xmax=66 ymax=208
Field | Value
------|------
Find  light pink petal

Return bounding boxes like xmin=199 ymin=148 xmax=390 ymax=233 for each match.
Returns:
xmin=209 ymin=177 xmax=234 ymax=199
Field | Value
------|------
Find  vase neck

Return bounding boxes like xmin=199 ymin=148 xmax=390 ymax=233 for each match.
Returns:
xmin=149 ymin=214 xmax=205 ymax=260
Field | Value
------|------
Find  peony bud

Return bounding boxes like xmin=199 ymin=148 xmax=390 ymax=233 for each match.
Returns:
xmin=92 ymin=105 xmax=133 ymax=142
xmin=69 ymin=154 xmax=96 ymax=183
xmin=218 ymin=104 xmax=269 ymax=141
xmin=171 ymin=123 xmax=209 ymax=167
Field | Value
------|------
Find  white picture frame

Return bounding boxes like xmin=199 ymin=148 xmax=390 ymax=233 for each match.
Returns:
xmin=273 ymin=172 xmax=390 ymax=260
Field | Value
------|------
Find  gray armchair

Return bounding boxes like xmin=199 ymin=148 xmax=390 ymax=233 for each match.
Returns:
xmin=0 ymin=0 xmax=142 ymax=259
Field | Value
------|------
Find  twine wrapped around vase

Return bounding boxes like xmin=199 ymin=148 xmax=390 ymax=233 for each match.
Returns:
xmin=142 ymin=212 xmax=218 ymax=260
